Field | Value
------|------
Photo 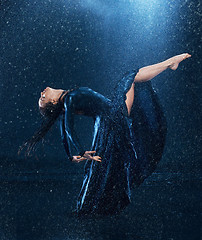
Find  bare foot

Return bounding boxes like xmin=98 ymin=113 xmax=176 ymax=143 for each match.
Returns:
xmin=168 ymin=53 xmax=192 ymax=70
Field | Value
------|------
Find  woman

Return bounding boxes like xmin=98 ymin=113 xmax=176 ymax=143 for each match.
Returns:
xmin=19 ymin=53 xmax=191 ymax=215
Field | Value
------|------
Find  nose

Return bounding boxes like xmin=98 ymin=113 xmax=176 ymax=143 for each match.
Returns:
xmin=41 ymin=87 xmax=48 ymax=94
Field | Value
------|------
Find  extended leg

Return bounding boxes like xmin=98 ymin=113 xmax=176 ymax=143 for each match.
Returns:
xmin=134 ymin=53 xmax=191 ymax=82
xmin=125 ymin=53 xmax=191 ymax=115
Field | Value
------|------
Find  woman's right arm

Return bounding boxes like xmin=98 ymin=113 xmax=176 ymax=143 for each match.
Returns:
xmin=60 ymin=113 xmax=73 ymax=161
xmin=63 ymin=94 xmax=86 ymax=159
xmin=61 ymin=91 xmax=102 ymax=162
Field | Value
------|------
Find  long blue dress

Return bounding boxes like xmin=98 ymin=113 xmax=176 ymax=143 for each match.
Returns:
xmin=60 ymin=69 xmax=167 ymax=215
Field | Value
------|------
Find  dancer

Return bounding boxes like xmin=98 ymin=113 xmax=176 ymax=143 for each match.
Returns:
xmin=19 ymin=53 xmax=191 ymax=215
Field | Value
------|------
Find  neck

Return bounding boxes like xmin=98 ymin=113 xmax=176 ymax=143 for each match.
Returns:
xmin=53 ymin=89 xmax=65 ymax=101
xmin=58 ymin=90 xmax=68 ymax=103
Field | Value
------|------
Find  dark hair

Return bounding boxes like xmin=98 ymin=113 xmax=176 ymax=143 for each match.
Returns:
xmin=18 ymin=90 xmax=69 ymax=157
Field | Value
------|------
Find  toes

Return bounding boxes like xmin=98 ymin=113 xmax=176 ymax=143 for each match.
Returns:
xmin=185 ymin=53 xmax=191 ymax=58
xmin=183 ymin=53 xmax=191 ymax=60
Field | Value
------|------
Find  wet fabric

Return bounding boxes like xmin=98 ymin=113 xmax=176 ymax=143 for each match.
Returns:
xmin=60 ymin=69 xmax=167 ymax=215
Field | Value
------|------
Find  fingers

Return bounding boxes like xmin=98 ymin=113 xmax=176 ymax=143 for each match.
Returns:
xmin=82 ymin=153 xmax=102 ymax=162
xmin=85 ymin=150 xmax=96 ymax=154
xmin=94 ymin=158 xmax=102 ymax=162
xmin=72 ymin=155 xmax=87 ymax=163
xmin=74 ymin=152 xmax=102 ymax=163
xmin=91 ymin=156 xmax=102 ymax=162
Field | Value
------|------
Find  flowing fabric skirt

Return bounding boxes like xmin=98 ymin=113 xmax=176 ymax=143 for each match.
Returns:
xmin=76 ymin=70 xmax=167 ymax=215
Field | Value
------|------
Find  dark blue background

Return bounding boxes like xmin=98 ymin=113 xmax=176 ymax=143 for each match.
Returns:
xmin=0 ymin=0 xmax=201 ymax=174
xmin=0 ymin=1 xmax=201 ymax=239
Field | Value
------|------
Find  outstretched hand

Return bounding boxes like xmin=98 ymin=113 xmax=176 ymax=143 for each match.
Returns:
xmin=72 ymin=151 xmax=102 ymax=163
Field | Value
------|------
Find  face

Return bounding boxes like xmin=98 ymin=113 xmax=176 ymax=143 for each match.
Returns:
xmin=38 ymin=87 xmax=57 ymax=108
